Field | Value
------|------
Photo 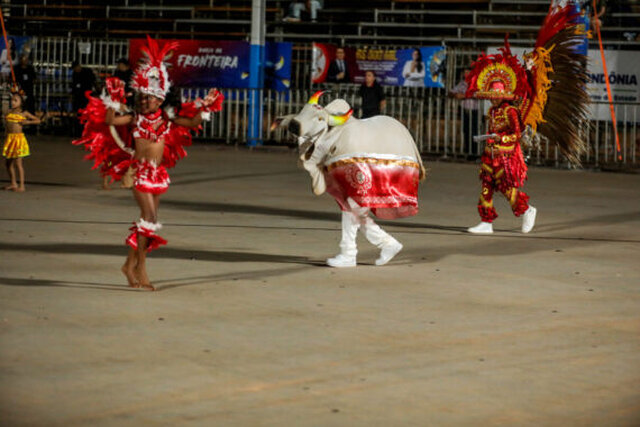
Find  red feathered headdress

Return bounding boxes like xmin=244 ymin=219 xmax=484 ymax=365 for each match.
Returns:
xmin=466 ymin=36 xmax=529 ymax=101
xmin=131 ymin=36 xmax=179 ymax=100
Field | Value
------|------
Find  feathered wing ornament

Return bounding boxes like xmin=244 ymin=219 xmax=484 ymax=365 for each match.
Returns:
xmin=522 ymin=4 xmax=590 ymax=165
xmin=72 ymin=90 xmax=135 ymax=181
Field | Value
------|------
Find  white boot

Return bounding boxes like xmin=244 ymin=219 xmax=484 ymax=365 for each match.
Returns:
xmin=327 ymin=253 xmax=357 ymax=268
xmin=468 ymin=221 xmax=494 ymax=234
xmin=357 ymin=215 xmax=403 ymax=266
xmin=327 ymin=211 xmax=359 ymax=268
xmin=375 ymin=240 xmax=403 ymax=266
xmin=521 ymin=206 xmax=537 ymax=234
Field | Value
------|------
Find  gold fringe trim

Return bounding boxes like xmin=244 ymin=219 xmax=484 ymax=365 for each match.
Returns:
xmin=326 ymin=157 xmax=421 ymax=172
xmin=523 ymin=45 xmax=554 ymax=132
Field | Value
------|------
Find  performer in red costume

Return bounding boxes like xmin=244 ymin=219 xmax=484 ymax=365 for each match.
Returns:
xmin=74 ymin=37 xmax=223 ymax=290
xmin=466 ymin=3 xmax=589 ymax=234
xmin=467 ymin=67 xmax=533 ymax=234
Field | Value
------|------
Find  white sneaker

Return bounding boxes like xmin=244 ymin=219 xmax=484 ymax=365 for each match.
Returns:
xmin=327 ymin=254 xmax=356 ymax=268
xmin=375 ymin=240 xmax=403 ymax=266
xmin=521 ymin=206 xmax=537 ymax=234
xmin=467 ymin=221 xmax=493 ymax=234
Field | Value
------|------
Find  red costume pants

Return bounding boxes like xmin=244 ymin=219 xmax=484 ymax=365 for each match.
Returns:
xmin=477 ymin=153 xmax=529 ymax=223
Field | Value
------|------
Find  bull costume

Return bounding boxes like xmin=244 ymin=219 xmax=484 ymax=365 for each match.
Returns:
xmin=466 ymin=4 xmax=589 ymax=234
xmin=275 ymin=92 xmax=425 ymax=268
xmin=73 ymin=37 xmax=223 ymax=289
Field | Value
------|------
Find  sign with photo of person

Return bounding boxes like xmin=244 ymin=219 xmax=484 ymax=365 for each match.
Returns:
xmin=0 ymin=36 xmax=33 ymax=78
xmin=312 ymin=43 xmax=446 ymax=88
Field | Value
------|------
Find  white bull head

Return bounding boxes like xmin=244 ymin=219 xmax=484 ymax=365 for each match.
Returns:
xmin=272 ymin=91 xmax=353 ymax=196
xmin=272 ymin=91 xmax=353 ymax=156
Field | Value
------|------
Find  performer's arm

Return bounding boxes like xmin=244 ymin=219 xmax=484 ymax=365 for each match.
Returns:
xmin=105 ymin=108 xmax=134 ymax=126
xmin=172 ymin=114 xmax=204 ymax=128
xmin=172 ymin=89 xmax=222 ymax=128
xmin=21 ymin=111 xmax=41 ymax=126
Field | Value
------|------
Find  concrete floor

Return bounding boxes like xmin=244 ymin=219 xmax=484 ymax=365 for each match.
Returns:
xmin=1 ymin=136 xmax=639 ymax=426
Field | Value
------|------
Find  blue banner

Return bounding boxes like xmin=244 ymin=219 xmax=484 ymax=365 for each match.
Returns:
xmin=130 ymin=39 xmax=292 ymax=90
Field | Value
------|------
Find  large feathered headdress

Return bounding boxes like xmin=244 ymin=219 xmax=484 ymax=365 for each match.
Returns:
xmin=465 ymin=37 xmax=529 ymax=101
xmin=131 ymin=36 xmax=178 ymax=100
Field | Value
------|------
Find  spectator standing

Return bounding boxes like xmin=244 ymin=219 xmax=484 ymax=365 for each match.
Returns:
xmin=113 ymin=57 xmax=134 ymax=105
xmin=327 ymin=47 xmax=350 ymax=84
xmin=358 ymin=70 xmax=386 ymax=119
xmin=15 ymin=55 xmax=37 ymax=114
xmin=71 ymin=60 xmax=95 ymax=136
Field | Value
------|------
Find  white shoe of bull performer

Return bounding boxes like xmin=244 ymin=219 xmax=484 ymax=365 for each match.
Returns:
xmin=326 ymin=253 xmax=357 ymax=268
xmin=356 ymin=212 xmax=403 ymax=266
xmin=468 ymin=221 xmax=494 ymax=234
xmin=521 ymin=206 xmax=537 ymax=234
xmin=375 ymin=240 xmax=403 ymax=266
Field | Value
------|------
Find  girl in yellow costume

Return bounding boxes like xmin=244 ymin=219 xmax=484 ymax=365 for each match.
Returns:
xmin=3 ymin=92 xmax=41 ymax=192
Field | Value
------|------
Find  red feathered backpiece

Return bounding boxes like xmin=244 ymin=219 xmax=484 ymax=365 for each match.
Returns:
xmin=72 ymin=91 xmax=135 ymax=182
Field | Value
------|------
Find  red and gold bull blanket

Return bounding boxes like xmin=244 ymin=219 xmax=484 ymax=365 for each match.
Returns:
xmin=324 ymin=154 xmax=420 ymax=219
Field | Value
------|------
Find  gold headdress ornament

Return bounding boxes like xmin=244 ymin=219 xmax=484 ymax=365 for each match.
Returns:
xmin=465 ymin=36 xmax=528 ymax=101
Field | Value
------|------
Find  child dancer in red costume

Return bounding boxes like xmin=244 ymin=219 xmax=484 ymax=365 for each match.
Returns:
xmin=466 ymin=78 xmax=534 ymax=234
xmin=465 ymin=4 xmax=589 ymax=234
xmin=74 ymin=37 xmax=223 ymax=290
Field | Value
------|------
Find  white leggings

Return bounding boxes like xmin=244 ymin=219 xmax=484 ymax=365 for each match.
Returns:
xmin=339 ymin=199 xmax=397 ymax=257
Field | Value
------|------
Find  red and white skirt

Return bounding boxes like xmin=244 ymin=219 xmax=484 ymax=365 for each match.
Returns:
xmin=134 ymin=160 xmax=170 ymax=194
xmin=324 ymin=154 xmax=421 ymax=219
xmin=126 ymin=219 xmax=167 ymax=252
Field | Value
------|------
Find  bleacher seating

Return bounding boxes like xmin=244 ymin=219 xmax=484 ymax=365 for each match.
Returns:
xmin=3 ymin=0 xmax=638 ymax=46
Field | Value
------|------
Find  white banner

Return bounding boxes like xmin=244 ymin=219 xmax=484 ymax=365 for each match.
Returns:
xmin=587 ymin=49 xmax=640 ymax=122
xmin=486 ymin=47 xmax=640 ymax=122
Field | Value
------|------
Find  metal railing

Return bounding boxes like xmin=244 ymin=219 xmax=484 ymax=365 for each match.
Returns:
xmin=191 ymin=88 xmax=639 ymax=168
xmin=2 ymin=37 xmax=637 ymax=168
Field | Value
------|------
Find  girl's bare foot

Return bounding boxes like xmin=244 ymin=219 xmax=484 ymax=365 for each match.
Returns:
xmin=3 ymin=185 xmax=17 ymax=191
xmin=135 ymin=267 xmax=155 ymax=291
xmin=138 ymin=282 xmax=155 ymax=291
xmin=121 ymin=263 xmax=139 ymax=288
xmin=14 ymin=186 xmax=25 ymax=192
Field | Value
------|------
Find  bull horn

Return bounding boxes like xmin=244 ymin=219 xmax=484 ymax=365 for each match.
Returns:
xmin=328 ymin=109 xmax=353 ymax=127
xmin=307 ymin=90 xmax=329 ymax=105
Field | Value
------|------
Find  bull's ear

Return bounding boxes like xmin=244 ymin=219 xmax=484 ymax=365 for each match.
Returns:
xmin=327 ymin=109 xmax=353 ymax=127
xmin=270 ymin=114 xmax=295 ymax=131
